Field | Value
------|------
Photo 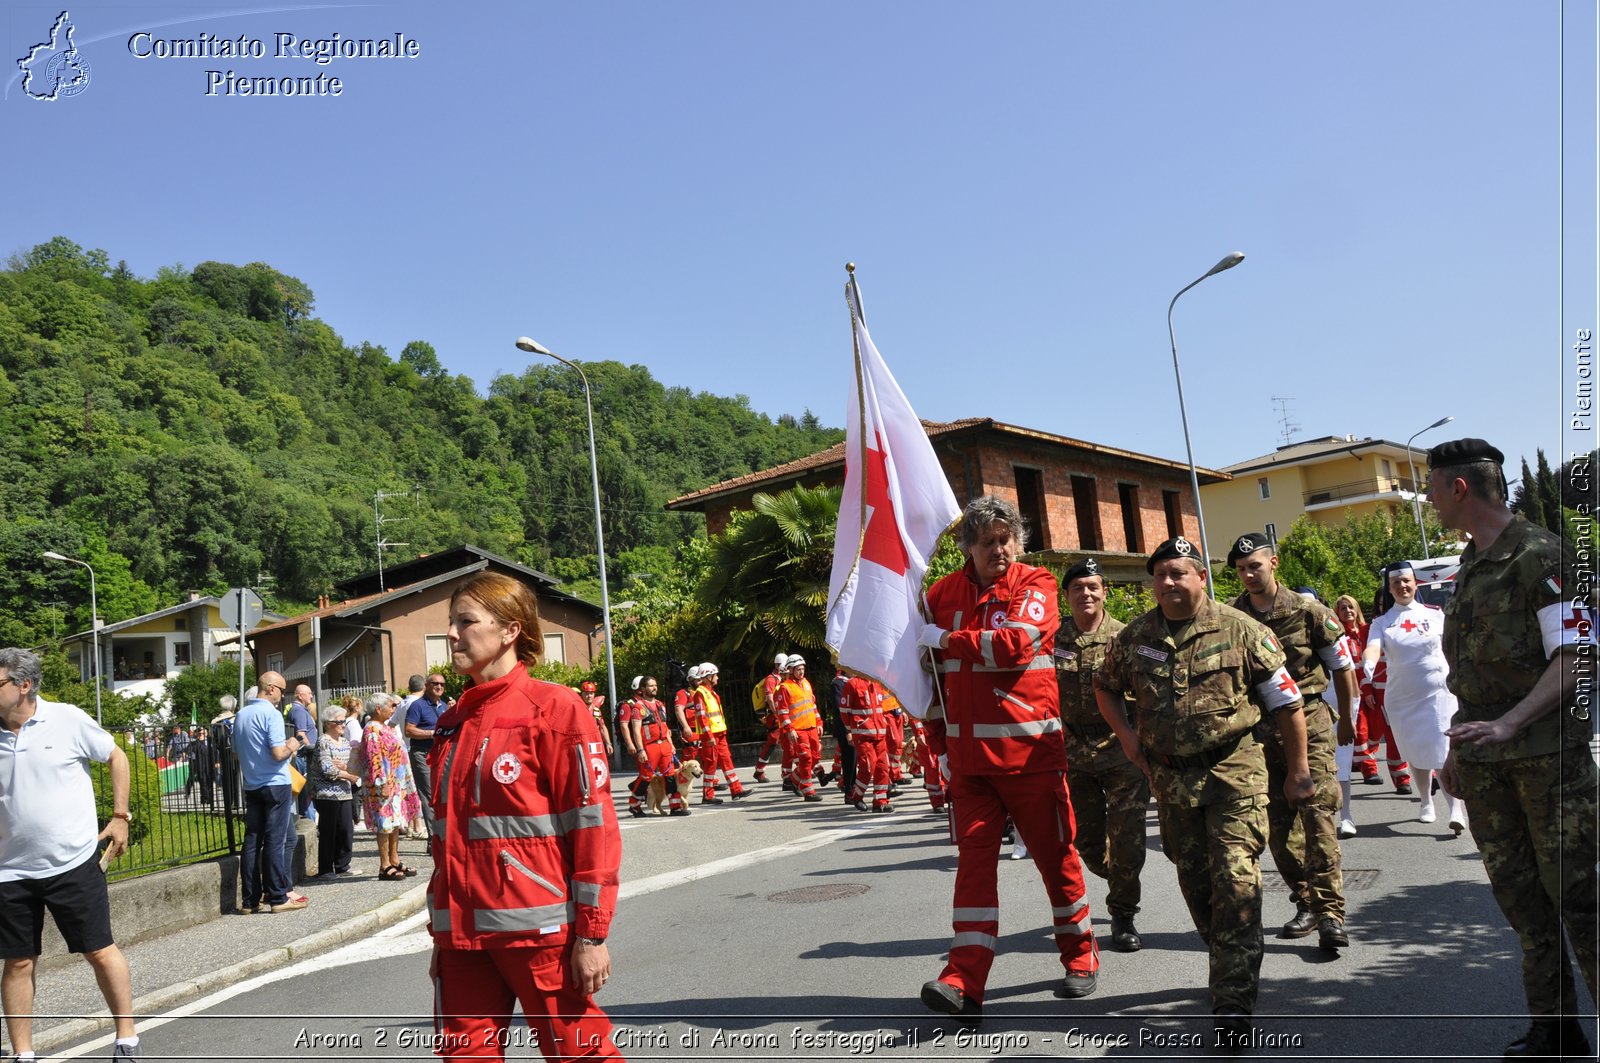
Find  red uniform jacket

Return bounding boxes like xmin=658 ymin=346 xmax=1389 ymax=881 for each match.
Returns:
xmin=923 ymin=559 xmax=1065 ymax=776
xmin=426 ymin=667 xmax=620 ymax=950
xmin=840 ymin=677 xmax=888 ymax=742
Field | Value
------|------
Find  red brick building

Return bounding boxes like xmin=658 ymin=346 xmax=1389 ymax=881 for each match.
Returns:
xmin=666 ymin=418 xmax=1230 ymax=581
xmin=246 ymin=546 xmax=602 ymax=702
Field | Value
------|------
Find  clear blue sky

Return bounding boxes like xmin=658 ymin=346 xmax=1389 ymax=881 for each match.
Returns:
xmin=5 ymin=1 xmax=1595 ymax=492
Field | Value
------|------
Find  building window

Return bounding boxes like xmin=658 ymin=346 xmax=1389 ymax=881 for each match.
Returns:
xmin=1381 ymin=458 xmax=1393 ymax=482
xmin=543 ymin=633 xmax=566 ymax=664
xmin=173 ymin=641 xmax=190 ymax=667
xmin=1013 ymin=466 xmax=1047 ymax=551
xmin=1071 ymin=476 xmax=1101 ymax=550
xmin=267 ymin=652 xmax=284 ymax=674
xmin=1265 ymin=522 xmax=1277 ymax=544
xmin=425 ymin=635 xmax=451 ymax=669
xmin=1257 ymin=477 xmax=1271 ymax=500
xmin=173 ymin=617 xmax=187 ymax=631
xmin=1162 ymin=490 xmax=1183 ymax=537
xmin=1117 ymin=483 xmax=1143 ymax=553
xmin=346 ymin=654 xmax=368 ymax=687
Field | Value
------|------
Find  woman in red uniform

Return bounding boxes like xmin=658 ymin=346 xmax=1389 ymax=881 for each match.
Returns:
xmin=426 ymin=572 xmax=624 ymax=1061
xmin=918 ymin=496 xmax=1099 ymax=1023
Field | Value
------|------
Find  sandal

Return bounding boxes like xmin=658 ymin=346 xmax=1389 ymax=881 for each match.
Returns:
xmin=399 ymin=864 xmax=418 ymax=877
xmin=379 ymin=865 xmax=406 ymax=881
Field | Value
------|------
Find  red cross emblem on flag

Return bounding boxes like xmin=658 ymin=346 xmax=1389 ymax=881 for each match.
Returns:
xmin=1565 ymin=606 xmax=1594 ymax=640
xmin=860 ymin=433 xmax=909 ymax=577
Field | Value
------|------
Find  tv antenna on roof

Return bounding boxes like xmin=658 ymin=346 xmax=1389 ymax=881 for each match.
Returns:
xmin=1272 ymin=396 xmax=1300 ymax=447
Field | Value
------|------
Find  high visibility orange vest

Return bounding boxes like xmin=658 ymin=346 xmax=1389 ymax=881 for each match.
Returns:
xmin=780 ymin=678 xmax=818 ymax=730
xmin=695 ymin=687 xmax=727 ymax=735
xmin=678 ymin=689 xmax=703 ymax=741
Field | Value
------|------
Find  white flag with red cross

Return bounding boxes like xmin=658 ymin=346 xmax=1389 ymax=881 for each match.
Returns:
xmin=825 ymin=275 xmax=961 ymax=719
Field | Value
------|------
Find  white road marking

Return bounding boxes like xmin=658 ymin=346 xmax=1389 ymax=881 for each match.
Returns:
xmin=52 ymin=816 xmax=895 ymax=1059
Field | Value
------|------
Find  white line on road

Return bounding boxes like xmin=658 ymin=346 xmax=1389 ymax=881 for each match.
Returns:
xmin=52 ymin=816 xmax=897 ymax=1059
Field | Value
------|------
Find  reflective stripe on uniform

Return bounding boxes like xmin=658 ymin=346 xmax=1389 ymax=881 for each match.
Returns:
xmin=953 ymin=906 xmax=999 ymax=922
xmin=571 ymin=880 xmax=603 ymax=907
xmin=967 ymin=718 xmax=1063 ymax=739
xmin=980 ymin=631 xmax=997 ymax=668
xmin=1000 ymin=620 xmax=1043 ymax=654
xmin=468 ymin=804 xmax=606 ymax=840
xmin=473 ymin=900 xmax=576 ymax=934
xmin=1053 ymin=898 xmax=1089 ymax=920
xmin=951 ymin=930 xmax=997 ymax=951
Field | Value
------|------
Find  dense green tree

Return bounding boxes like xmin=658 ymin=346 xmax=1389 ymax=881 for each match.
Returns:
xmin=1534 ymin=449 xmax=1563 ymax=537
xmin=1514 ymin=456 xmax=1543 ymax=524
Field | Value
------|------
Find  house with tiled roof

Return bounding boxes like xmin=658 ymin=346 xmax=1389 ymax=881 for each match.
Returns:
xmin=246 ymin=546 xmax=602 ymax=701
xmin=1201 ymin=434 xmax=1432 ymax=548
xmin=666 ymin=418 xmax=1229 ymax=583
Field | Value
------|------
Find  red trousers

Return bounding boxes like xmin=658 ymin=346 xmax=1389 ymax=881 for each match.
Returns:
xmin=916 ymin=733 xmax=947 ymax=809
xmin=936 ymin=770 xmax=1098 ymax=1004
xmin=628 ymin=743 xmax=682 ymax=812
xmin=697 ymin=732 xmax=744 ymax=798
xmin=431 ymin=945 xmax=623 ymax=1061
xmin=850 ymin=736 xmax=891 ymax=806
xmin=755 ymin=726 xmax=791 ymax=779
xmin=885 ymin=714 xmax=906 ymax=780
xmin=790 ymin=727 xmax=822 ymax=795
xmin=1354 ymin=698 xmax=1410 ymax=783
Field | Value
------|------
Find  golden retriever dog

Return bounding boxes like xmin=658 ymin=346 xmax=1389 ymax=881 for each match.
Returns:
xmin=900 ymin=731 xmax=922 ymax=777
xmin=647 ymin=758 xmax=703 ymax=814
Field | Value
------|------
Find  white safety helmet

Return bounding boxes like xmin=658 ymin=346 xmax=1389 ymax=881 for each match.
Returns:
xmin=785 ymin=654 xmax=806 ymax=670
xmin=686 ymin=664 xmax=704 ymax=682
xmin=630 ymin=675 xmax=645 ymax=692
xmin=774 ymin=652 xmax=788 ymax=668
xmin=698 ymin=662 xmax=719 ymax=677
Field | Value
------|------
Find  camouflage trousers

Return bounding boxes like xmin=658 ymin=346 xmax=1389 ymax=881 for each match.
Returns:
xmin=1261 ymin=698 xmax=1344 ymax=919
xmin=1456 ymin=748 xmax=1598 ymax=1016
xmin=1065 ymin=732 xmax=1150 ymax=918
xmin=1157 ymin=794 xmax=1267 ymax=1016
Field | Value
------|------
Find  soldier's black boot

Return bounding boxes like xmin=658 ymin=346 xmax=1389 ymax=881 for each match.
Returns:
xmin=1280 ymin=906 xmax=1317 ymax=939
xmin=1317 ymin=917 xmax=1349 ymax=950
xmin=1212 ymin=1010 xmax=1252 ymax=1055
xmin=1110 ymin=914 xmax=1143 ymax=952
xmin=1503 ymin=1016 xmax=1591 ymax=1059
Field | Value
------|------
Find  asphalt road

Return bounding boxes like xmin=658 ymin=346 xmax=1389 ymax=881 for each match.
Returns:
xmin=46 ymin=773 xmax=1594 ymax=1061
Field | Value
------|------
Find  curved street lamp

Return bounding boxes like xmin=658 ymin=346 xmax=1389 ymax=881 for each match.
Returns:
xmin=1167 ymin=251 xmax=1245 ymax=598
xmin=1406 ymin=414 xmax=1453 ymax=560
xmin=43 ymin=550 xmax=101 ymax=723
xmin=515 ymin=337 xmax=620 ymax=752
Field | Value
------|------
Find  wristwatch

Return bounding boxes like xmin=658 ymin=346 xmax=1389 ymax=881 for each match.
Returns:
xmin=577 ymin=936 xmax=606 ymax=946
xmin=111 ymin=811 xmax=133 ymax=823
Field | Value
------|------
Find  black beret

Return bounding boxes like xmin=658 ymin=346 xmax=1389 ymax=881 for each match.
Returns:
xmin=1427 ymin=437 xmax=1504 ymax=468
xmin=1063 ymin=557 xmax=1104 ymax=585
xmin=1146 ymin=536 xmax=1200 ymax=574
xmin=1226 ymin=532 xmax=1273 ymax=565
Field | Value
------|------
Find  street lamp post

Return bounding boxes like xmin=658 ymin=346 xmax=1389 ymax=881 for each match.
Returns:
xmin=1405 ymin=414 xmax=1454 ymax=560
xmin=514 ymin=337 xmax=620 ymax=757
xmin=43 ymin=551 xmax=101 ymax=723
xmin=1167 ymin=251 xmax=1245 ymax=598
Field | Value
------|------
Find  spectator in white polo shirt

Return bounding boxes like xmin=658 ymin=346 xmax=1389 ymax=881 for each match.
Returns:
xmin=0 ymin=647 xmax=141 ymax=1060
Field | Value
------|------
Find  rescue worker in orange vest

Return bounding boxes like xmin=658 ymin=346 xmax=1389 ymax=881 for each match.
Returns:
xmin=622 ymin=676 xmax=685 ymax=817
xmin=842 ymin=675 xmax=893 ymax=812
xmin=775 ymin=655 xmax=823 ymax=802
xmin=692 ymin=662 xmax=747 ymax=804
xmin=917 ymin=496 xmax=1099 ymax=1024
xmin=673 ymin=666 xmax=702 ymax=750
xmin=752 ymin=653 xmax=790 ymax=785
xmin=581 ymin=680 xmax=613 ymax=757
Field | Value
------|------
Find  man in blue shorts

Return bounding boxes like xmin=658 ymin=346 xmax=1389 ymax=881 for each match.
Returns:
xmin=0 ymin=647 xmax=141 ymax=1059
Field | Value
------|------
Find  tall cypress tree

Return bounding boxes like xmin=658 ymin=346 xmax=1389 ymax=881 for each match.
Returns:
xmin=1514 ymin=457 xmax=1542 ymax=523
xmin=1535 ymin=449 xmax=1563 ymax=535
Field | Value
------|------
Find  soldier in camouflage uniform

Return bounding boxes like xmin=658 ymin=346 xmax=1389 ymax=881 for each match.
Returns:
xmin=1055 ymin=557 xmax=1149 ymax=952
xmin=1228 ymin=532 xmax=1359 ymax=951
xmin=1429 ymin=438 xmax=1597 ymax=1060
xmin=1096 ymin=537 xmax=1313 ymax=1049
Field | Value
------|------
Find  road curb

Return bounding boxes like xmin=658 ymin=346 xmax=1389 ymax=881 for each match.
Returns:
xmin=32 ymin=882 xmax=429 ymax=1054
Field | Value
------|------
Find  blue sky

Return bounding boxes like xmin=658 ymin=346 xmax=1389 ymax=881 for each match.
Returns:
xmin=4 ymin=1 xmax=1595 ymax=491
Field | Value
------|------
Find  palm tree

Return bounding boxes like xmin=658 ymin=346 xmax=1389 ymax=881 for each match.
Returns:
xmin=698 ymin=483 xmax=840 ymax=660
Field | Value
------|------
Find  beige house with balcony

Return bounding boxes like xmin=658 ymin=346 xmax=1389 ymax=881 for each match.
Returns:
xmin=1201 ymin=435 xmax=1430 ymax=548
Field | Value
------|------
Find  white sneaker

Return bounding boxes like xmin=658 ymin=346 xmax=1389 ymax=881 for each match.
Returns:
xmin=1337 ymin=818 xmax=1357 ymax=839
xmin=1417 ymin=802 xmax=1437 ymax=824
xmin=1011 ymin=839 xmax=1029 ymax=861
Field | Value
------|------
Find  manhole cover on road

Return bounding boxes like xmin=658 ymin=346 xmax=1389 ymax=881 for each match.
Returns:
xmin=768 ymin=883 xmax=871 ymax=904
xmin=1263 ymin=868 xmax=1379 ymax=891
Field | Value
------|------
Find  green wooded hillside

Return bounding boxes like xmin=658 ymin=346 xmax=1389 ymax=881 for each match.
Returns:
xmin=0 ymin=237 xmax=840 ymax=646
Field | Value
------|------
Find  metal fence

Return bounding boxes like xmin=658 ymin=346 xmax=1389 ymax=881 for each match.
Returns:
xmin=105 ymin=729 xmax=243 ymax=881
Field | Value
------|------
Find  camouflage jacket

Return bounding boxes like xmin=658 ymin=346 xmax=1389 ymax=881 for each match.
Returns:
xmin=1054 ymin=612 xmax=1125 ymax=734
xmin=1444 ymin=515 xmax=1593 ymax=762
xmin=1098 ymin=597 xmax=1301 ymax=807
xmin=1229 ymin=582 xmax=1346 ymax=701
